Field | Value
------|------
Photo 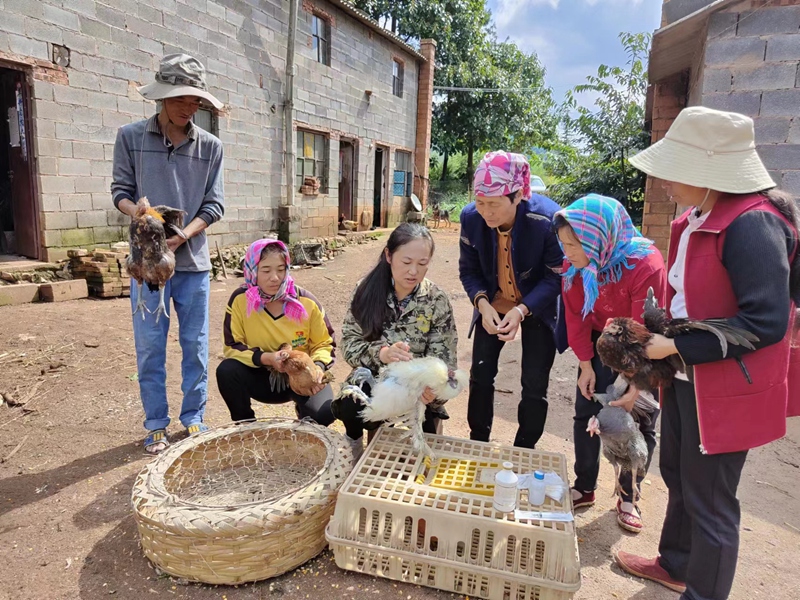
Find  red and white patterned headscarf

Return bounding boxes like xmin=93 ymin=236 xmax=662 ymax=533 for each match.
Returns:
xmin=242 ymin=239 xmax=308 ymax=322
xmin=473 ymin=151 xmax=531 ymax=200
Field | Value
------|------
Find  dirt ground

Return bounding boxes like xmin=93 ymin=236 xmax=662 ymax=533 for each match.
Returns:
xmin=0 ymin=229 xmax=798 ymax=600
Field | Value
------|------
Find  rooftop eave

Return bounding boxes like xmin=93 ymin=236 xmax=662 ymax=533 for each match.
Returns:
xmin=649 ymin=0 xmax=739 ymax=83
xmin=327 ymin=0 xmax=427 ymax=62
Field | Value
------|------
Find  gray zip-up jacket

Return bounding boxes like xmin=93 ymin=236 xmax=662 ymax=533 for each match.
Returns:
xmin=111 ymin=114 xmax=224 ymax=272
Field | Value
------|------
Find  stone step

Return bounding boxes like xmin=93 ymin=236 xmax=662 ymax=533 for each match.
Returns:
xmin=0 ymin=283 xmax=40 ymax=306
xmin=39 ymin=280 xmax=89 ymax=302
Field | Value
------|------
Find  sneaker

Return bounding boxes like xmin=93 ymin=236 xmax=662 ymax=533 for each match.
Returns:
xmin=346 ymin=435 xmax=364 ymax=462
xmin=613 ymin=550 xmax=687 ymax=593
xmin=571 ymin=488 xmax=596 ymax=510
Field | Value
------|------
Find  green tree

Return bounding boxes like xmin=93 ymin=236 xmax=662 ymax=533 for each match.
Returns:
xmin=546 ymin=32 xmax=651 ymax=216
xmin=349 ymin=1 xmax=555 ymax=184
xmin=434 ymin=41 xmax=556 ymax=182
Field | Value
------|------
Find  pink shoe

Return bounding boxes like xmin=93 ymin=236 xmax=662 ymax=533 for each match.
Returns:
xmin=613 ymin=550 xmax=686 ymax=593
xmin=616 ymin=499 xmax=643 ymax=534
xmin=571 ymin=488 xmax=595 ymax=510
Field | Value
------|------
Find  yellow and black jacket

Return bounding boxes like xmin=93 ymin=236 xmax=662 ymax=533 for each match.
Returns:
xmin=223 ymin=286 xmax=335 ymax=369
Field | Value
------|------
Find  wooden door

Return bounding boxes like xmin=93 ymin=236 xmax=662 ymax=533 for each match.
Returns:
xmin=5 ymin=70 xmax=38 ymax=258
xmin=338 ymin=141 xmax=354 ymax=221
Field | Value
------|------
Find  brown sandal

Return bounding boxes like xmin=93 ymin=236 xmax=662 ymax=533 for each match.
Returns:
xmin=616 ymin=499 xmax=643 ymax=533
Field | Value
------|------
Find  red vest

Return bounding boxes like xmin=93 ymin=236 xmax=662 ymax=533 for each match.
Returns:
xmin=667 ymin=194 xmax=799 ymax=455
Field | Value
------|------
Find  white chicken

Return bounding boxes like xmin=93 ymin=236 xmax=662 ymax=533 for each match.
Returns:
xmin=338 ymin=357 xmax=468 ymax=458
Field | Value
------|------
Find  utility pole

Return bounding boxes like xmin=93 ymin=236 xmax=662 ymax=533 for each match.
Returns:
xmin=284 ymin=0 xmax=299 ymax=208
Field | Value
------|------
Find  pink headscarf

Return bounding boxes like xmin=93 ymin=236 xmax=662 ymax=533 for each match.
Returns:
xmin=242 ymin=239 xmax=308 ymax=322
xmin=472 ymin=151 xmax=531 ymax=200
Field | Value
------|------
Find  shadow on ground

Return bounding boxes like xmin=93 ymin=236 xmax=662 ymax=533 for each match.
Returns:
xmin=0 ymin=442 xmax=141 ymax=519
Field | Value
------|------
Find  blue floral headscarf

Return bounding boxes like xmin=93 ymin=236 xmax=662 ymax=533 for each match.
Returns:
xmin=557 ymin=194 xmax=654 ymax=318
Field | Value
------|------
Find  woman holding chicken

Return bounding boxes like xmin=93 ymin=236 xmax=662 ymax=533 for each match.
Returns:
xmin=332 ymin=223 xmax=459 ymax=458
xmin=216 ymin=239 xmax=337 ymax=426
xmin=555 ymin=194 xmax=667 ymax=534
xmin=613 ymin=107 xmax=800 ymax=599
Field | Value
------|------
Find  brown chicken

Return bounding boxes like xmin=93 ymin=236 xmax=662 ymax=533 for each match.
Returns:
xmin=126 ymin=197 xmax=186 ymax=323
xmin=597 ymin=287 xmax=759 ymax=392
xmin=277 ymin=343 xmax=334 ymax=397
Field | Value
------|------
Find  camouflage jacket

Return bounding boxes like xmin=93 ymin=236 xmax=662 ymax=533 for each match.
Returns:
xmin=341 ymin=278 xmax=459 ymax=377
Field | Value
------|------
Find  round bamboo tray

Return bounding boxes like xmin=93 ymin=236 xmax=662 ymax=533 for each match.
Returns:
xmin=131 ymin=419 xmax=354 ymax=584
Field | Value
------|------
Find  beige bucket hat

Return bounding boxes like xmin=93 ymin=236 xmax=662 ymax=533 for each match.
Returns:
xmin=629 ymin=106 xmax=775 ymax=194
xmin=138 ymin=53 xmax=223 ymax=110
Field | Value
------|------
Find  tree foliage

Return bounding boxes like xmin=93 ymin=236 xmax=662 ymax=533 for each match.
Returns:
xmin=434 ymin=41 xmax=556 ymax=179
xmin=545 ymin=32 xmax=651 ymax=217
xmin=348 ymin=0 xmax=556 ymax=182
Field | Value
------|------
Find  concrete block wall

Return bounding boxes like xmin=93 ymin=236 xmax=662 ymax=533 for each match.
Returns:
xmin=643 ymin=0 xmax=800 ymax=254
xmin=291 ymin=0 xmax=420 ymax=239
xmin=662 ymin=0 xmax=717 ymax=26
xmin=701 ymin=4 xmax=800 ymax=196
xmin=0 ymin=0 xmax=423 ymax=258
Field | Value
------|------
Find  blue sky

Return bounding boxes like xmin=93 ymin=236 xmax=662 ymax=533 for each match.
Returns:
xmin=486 ymin=0 xmax=662 ymax=107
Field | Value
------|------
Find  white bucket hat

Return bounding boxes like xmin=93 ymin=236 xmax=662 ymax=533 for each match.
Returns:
xmin=138 ymin=53 xmax=223 ymax=110
xmin=629 ymin=106 xmax=775 ymax=194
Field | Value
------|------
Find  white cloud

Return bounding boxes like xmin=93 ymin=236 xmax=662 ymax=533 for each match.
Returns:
xmin=487 ymin=0 xmax=660 ymax=109
xmin=493 ymin=0 xmax=560 ymax=30
xmin=584 ymin=0 xmax=644 ymax=5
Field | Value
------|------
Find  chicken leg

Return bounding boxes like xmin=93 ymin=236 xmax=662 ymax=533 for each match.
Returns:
xmin=153 ymin=286 xmax=169 ymax=323
xmin=132 ymin=281 xmax=150 ymax=320
xmin=411 ymin=401 xmax=434 ymax=459
xmin=612 ymin=462 xmax=624 ymax=500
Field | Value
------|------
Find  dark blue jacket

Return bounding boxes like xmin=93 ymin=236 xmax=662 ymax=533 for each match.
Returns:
xmin=459 ymin=194 xmax=564 ymax=335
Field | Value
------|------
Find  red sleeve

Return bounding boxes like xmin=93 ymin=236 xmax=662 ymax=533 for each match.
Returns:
xmin=628 ymin=252 xmax=668 ymax=324
xmin=562 ymin=267 xmax=595 ymax=362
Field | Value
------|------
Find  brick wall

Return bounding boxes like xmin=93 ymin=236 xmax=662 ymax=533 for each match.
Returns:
xmin=0 ymin=0 xmax=424 ymax=258
xmin=641 ymin=74 xmax=688 ymax=254
xmin=414 ymin=40 xmax=436 ymax=210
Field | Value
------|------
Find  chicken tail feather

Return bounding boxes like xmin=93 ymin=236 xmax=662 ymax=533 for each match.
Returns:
xmin=633 ymin=389 xmax=660 ymax=414
xmin=688 ymin=320 xmax=759 ymax=356
xmin=644 ymin=286 xmax=659 ymax=313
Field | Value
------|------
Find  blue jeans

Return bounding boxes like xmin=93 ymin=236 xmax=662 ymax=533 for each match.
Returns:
xmin=130 ymin=271 xmax=210 ymax=431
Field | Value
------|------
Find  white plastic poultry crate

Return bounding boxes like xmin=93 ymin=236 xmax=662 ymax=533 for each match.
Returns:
xmin=326 ymin=427 xmax=581 ymax=600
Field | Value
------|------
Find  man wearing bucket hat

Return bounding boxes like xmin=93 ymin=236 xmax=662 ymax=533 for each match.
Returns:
xmin=459 ymin=151 xmax=563 ymax=449
xmin=612 ymin=106 xmax=800 ymax=599
xmin=111 ymin=54 xmax=225 ymax=454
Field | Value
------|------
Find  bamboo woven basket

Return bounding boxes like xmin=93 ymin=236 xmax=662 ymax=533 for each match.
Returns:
xmin=132 ymin=419 xmax=353 ymax=585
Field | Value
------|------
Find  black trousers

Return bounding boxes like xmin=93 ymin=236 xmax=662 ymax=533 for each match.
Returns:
xmin=573 ymin=335 xmax=659 ymax=503
xmin=658 ymin=378 xmax=748 ymax=600
xmin=467 ymin=316 xmax=557 ymax=449
xmin=216 ymin=358 xmax=335 ymax=425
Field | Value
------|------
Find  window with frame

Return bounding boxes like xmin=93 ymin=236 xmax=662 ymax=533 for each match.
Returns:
xmin=392 ymin=59 xmax=404 ymax=98
xmin=312 ymin=15 xmax=330 ymax=66
xmin=192 ymin=107 xmax=218 ymax=135
xmin=156 ymin=101 xmax=218 ymax=136
xmin=393 ymin=151 xmax=413 ymax=197
xmin=296 ymin=130 xmax=328 ymax=192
